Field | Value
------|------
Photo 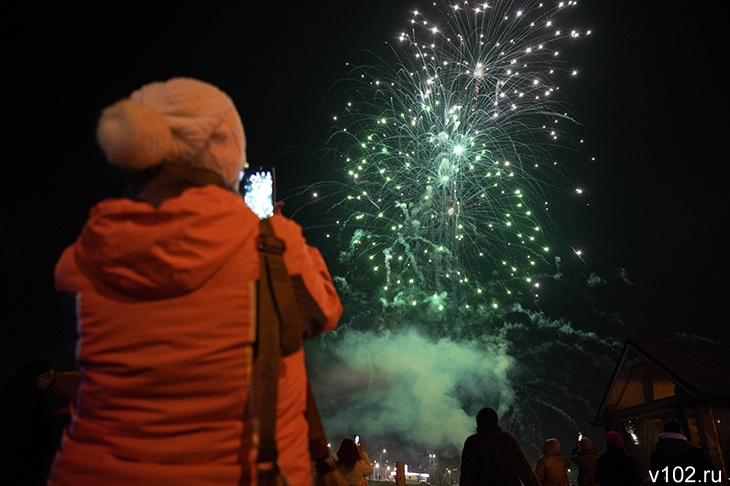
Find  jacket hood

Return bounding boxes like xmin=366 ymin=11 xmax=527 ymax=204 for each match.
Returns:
xmin=543 ymin=438 xmax=562 ymax=455
xmin=75 ymin=185 xmax=258 ymax=299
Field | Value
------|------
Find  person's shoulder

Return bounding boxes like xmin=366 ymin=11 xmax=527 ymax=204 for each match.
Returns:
xmin=682 ymin=445 xmax=713 ymax=463
xmin=494 ymin=429 xmax=515 ymax=437
xmin=685 ymin=444 xmax=707 ymax=454
xmin=267 ymin=213 xmax=305 ymax=237
xmin=493 ymin=430 xmax=523 ymax=447
xmin=463 ymin=433 xmax=481 ymax=446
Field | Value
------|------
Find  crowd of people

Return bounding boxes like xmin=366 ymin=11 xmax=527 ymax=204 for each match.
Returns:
xmin=458 ymin=407 xmax=719 ymax=486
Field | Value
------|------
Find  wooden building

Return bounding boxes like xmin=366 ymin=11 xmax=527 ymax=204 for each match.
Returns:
xmin=594 ymin=339 xmax=730 ymax=485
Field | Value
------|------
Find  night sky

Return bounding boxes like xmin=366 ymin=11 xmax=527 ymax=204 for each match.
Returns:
xmin=4 ymin=0 xmax=728 ymax=469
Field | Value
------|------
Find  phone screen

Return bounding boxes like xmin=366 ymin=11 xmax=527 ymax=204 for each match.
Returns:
xmin=354 ymin=434 xmax=360 ymax=445
xmin=240 ymin=166 xmax=275 ymax=219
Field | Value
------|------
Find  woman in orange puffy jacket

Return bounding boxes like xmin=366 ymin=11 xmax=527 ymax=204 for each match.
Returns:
xmin=47 ymin=78 xmax=343 ymax=486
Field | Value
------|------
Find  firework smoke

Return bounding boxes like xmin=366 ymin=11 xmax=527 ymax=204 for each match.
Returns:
xmin=295 ymin=0 xmax=628 ymax=468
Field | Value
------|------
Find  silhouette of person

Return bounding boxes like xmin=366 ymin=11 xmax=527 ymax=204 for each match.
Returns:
xmin=535 ymin=438 xmax=569 ymax=486
xmin=0 ymin=359 xmax=79 ymax=485
xmin=334 ymin=437 xmax=373 ymax=485
xmin=649 ymin=420 xmax=715 ymax=485
xmin=570 ymin=436 xmax=600 ymax=486
xmin=594 ymin=431 xmax=641 ymax=486
xmin=459 ymin=407 xmax=542 ymax=486
xmin=45 ymin=77 xmax=343 ymax=486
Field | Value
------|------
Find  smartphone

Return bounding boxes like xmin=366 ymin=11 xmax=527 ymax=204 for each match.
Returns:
xmin=578 ymin=432 xmax=583 ymax=442
xmin=239 ymin=166 xmax=276 ymax=219
xmin=354 ymin=434 xmax=360 ymax=445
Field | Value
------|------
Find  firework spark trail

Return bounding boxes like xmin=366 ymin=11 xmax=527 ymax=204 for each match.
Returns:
xmin=295 ymin=0 xmax=628 ymax=465
xmin=301 ymin=0 xmax=593 ymax=313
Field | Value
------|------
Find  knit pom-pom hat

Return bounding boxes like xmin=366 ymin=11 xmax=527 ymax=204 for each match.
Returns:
xmin=96 ymin=77 xmax=246 ymax=185
xmin=606 ymin=431 xmax=624 ymax=448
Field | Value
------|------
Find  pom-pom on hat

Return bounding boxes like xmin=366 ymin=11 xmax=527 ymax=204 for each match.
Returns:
xmin=96 ymin=77 xmax=246 ymax=186
xmin=606 ymin=431 xmax=624 ymax=448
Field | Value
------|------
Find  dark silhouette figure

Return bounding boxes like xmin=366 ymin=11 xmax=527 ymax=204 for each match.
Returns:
xmin=594 ymin=431 xmax=641 ymax=486
xmin=570 ymin=436 xmax=600 ymax=486
xmin=459 ymin=407 xmax=541 ymax=486
xmin=0 ymin=359 xmax=79 ymax=485
xmin=649 ymin=420 xmax=715 ymax=485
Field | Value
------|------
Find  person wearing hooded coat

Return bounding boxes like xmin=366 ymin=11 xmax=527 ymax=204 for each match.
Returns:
xmin=535 ymin=438 xmax=569 ymax=486
xmin=570 ymin=436 xmax=600 ymax=486
xmin=459 ymin=407 xmax=542 ymax=486
xmin=46 ymin=77 xmax=343 ymax=486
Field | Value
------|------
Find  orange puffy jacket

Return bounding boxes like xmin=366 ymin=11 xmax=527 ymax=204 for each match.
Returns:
xmin=48 ymin=185 xmax=342 ymax=486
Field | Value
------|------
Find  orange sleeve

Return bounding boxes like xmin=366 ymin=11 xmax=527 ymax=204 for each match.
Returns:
xmin=269 ymin=215 xmax=343 ymax=332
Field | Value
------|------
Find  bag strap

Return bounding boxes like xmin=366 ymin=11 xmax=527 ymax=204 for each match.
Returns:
xmin=306 ymin=380 xmax=331 ymax=462
xmin=307 ymin=381 xmax=346 ymax=484
xmin=255 ymin=218 xmax=284 ymax=485
xmin=256 ymin=218 xmax=340 ymax=485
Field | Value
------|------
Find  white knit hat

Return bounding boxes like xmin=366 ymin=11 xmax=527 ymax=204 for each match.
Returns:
xmin=96 ymin=77 xmax=246 ymax=185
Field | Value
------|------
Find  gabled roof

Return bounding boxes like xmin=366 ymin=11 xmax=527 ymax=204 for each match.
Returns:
xmin=630 ymin=340 xmax=730 ymax=398
xmin=595 ymin=339 xmax=730 ymax=423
